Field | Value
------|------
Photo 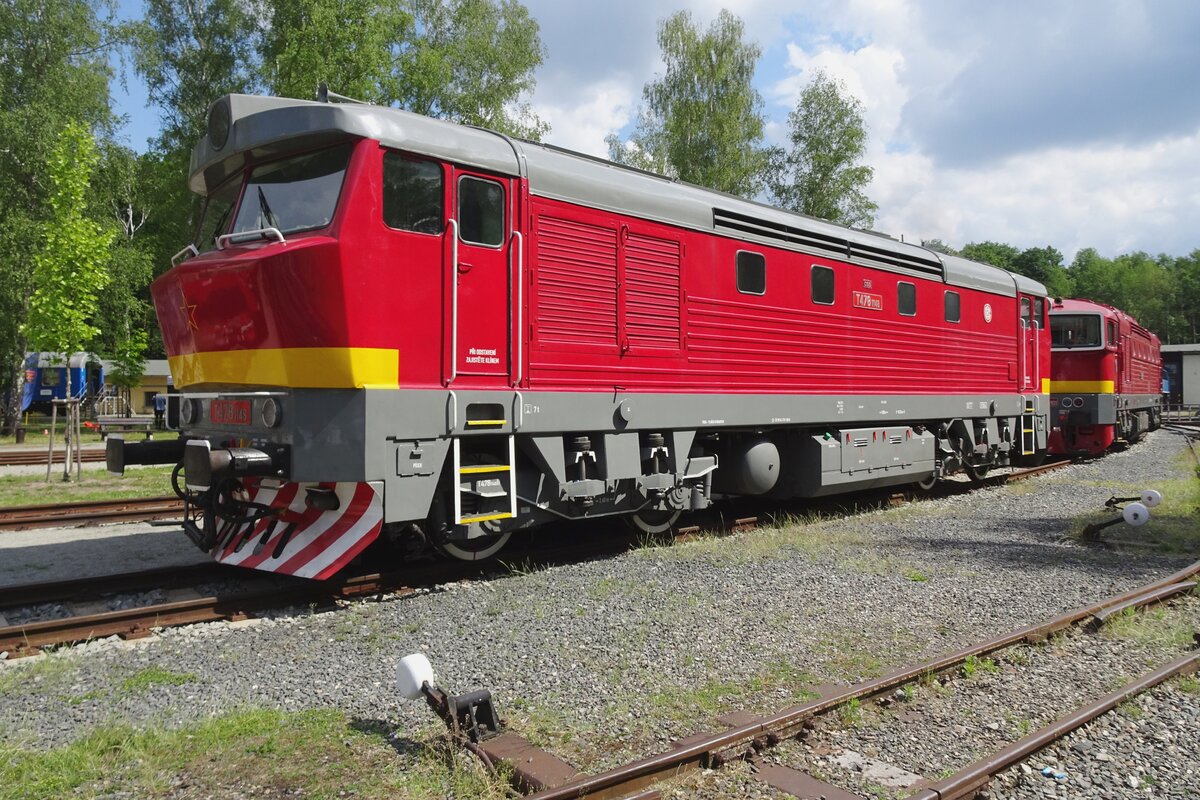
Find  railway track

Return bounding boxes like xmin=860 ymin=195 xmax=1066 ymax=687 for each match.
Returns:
xmin=0 ymin=458 xmax=1074 ymax=657
xmin=0 ymin=495 xmax=183 ymax=531
xmin=446 ymin=561 xmax=1200 ymax=800
xmin=0 ymin=449 xmax=106 ymax=467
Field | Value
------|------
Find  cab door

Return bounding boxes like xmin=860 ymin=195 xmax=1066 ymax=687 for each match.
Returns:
xmin=1019 ymin=295 xmax=1036 ymax=391
xmin=448 ymin=169 xmax=511 ymax=380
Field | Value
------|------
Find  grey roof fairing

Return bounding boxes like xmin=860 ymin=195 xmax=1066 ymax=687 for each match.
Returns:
xmin=193 ymin=94 xmax=1046 ymax=298
xmin=190 ymin=95 xmax=522 ymax=193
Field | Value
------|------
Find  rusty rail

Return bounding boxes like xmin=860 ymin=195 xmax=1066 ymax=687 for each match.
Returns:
xmin=521 ymin=560 xmax=1200 ymax=800
xmin=0 ymin=449 xmax=106 ymax=467
xmin=907 ymin=649 xmax=1200 ymax=800
xmin=0 ymin=496 xmax=183 ymax=531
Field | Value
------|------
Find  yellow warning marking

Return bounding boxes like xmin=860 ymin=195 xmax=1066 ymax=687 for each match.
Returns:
xmin=458 ymin=512 xmax=514 ymax=524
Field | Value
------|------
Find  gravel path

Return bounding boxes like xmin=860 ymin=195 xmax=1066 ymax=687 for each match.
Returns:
xmin=0 ymin=429 xmax=1196 ymax=796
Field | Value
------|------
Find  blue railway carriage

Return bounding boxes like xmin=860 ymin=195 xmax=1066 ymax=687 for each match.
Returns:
xmin=20 ymin=352 xmax=105 ymax=413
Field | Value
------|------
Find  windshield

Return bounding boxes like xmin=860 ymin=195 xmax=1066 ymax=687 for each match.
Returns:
xmin=194 ymin=143 xmax=353 ymax=252
xmin=1050 ymin=314 xmax=1102 ymax=348
xmin=195 ymin=177 xmax=241 ymax=252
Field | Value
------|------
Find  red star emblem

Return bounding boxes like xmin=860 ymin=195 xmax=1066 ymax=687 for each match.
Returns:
xmin=181 ymin=299 xmax=199 ymax=331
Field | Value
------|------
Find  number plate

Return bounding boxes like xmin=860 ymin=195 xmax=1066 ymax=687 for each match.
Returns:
xmin=210 ymin=399 xmax=252 ymax=425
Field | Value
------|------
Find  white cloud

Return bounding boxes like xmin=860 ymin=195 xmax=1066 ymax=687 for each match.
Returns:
xmin=531 ymin=81 xmax=636 ymax=158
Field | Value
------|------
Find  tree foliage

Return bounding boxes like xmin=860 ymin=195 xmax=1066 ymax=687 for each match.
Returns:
xmin=394 ymin=0 xmax=548 ymax=139
xmin=608 ymin=9 xmax=765 ymax=196
xmin=24 ymin=123 xmax=115 ymax=367
xmin=262 ymin=0 xmax=412 ymax=104
xmin=767 ymin=70 xmax=877 ymax=228
xmin=0 ymin=0 xmax=115 ymax=430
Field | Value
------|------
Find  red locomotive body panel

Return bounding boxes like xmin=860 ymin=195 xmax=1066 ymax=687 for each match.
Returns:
xmin=155 ymin=142 xmax=1051 ymax=400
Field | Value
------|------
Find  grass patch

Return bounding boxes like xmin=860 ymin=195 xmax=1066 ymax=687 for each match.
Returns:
xmin=1069 ymin=476 xmax=1200 ymax=554
xmin=0 ymin=465 xmax=174 ymax=508
xmin=0 ymin=708 xmax=509 ymax=800
xmin=120 ymin=666 xmax=197 ymax=694
xmin=837 ymin=697 xmax=863 ymax=727
xmin=647 ymin=658 xmax=820 ymax=724
xmin=1174 ymin=675 xmax=1200 ymax=695
xmin=961 ymin=655 xmax=1000 ymax=679
xmin=0 ymin=656 xmax=79 ymax=697
xmin=1099 ymin=606 xmax=1196 ymax=650
xmin=637 ymin=512 xmax=871 ymax=566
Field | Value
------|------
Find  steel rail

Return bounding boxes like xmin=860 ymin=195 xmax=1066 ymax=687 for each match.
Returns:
xmin=0 ymin=450 xmax=106 ymax=467
xmin=0 ymin=563 xmax=232 ymax=609
xmin=521 ymin=560 xmax=1200 ymax=800
xmin=0 ymin=496 xmax=183 ymax=531
xmin=906 ymin=649 xmax=1200 ymax=800
xmin=0 ymin=569 xmax=414 ymax=656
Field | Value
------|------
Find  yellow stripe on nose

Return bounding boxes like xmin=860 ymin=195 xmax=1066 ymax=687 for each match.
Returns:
xmin=168 ymin=347 xmax=399 ymax=389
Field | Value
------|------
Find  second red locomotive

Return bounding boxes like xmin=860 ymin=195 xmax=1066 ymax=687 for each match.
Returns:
xmin=1048 ymin=298 xmax=1162 ymax=456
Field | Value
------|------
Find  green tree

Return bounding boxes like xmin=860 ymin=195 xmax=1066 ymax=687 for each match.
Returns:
xmin=0 ymin=0 xmax=115 ymax=433
xmin=262 ymin=0 xmax=412 ymax=104
xmin=24 ymin=123 xmax=115 ymax=371
xmin=108 ymin=328 xmax=149 ymax=416
xmin=608 ymin=9 xmax=765 ymax=196
xmin=1012 ymin=246 xmax=1072 ymax=297
xmin=766 ymin=70 xmax=876 ymax=227
xmin=131 ymin=0 xmax=260 ymax=287
xmin=393 ymin=0 xmax=548 ymax=139
xmin=922 ymin=239 xmax=958 ymax=256
xmin=960 ymin=241 xmax=1020 ymax=271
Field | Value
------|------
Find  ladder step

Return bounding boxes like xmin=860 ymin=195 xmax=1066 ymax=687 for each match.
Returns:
xmin=460 ymin=465 xmax=511 ymax=474
xmin=466 ymin=419 xmax=507 ymax=426
xmin=459 ymin=512 xmax=515 ymax=525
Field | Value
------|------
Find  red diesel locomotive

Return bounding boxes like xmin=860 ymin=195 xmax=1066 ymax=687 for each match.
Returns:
xmin=108 ymin=92 xmax=1052 ymax=578
xmin=1048 ymin=298 xmax=1162 ymax=456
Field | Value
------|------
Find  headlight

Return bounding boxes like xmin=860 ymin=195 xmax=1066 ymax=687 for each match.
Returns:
xmin=1073 ymin=397 xmax=1085 ymax=408
xmin=208 ymin=99 xmax=231 ymax=150
xmin=180 ymin=398 xmax=197 ymax=425
xmin=261 ymin=397 xmax=281 ymax=428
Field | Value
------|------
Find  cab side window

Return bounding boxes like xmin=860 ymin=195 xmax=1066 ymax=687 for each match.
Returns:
xmin=458 ymin=176 xmax=504 ymax=246
xmin=383 ymin=153 xmax=443 ymax=234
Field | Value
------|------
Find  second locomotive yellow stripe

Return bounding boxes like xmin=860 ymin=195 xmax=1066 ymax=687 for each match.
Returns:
xmin=1049 ymin=380 xmax=1115 ymax=394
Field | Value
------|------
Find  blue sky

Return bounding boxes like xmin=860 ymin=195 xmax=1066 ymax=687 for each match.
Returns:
xmin=110 ymin=0 xmax=1200 ymax=261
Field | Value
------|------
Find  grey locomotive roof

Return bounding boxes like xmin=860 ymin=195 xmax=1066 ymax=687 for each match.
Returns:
xmin=194 ymin=94 xmax=1045 ymax=299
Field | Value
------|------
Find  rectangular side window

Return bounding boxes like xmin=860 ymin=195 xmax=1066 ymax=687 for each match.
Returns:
xmin=898 ymin=282 xmax=916 ymax=316
xmin=1020 ymin=297 xmax=1032 ymax=327
xmin=1034 ymin=297 xmax=1045 ymax=329
xmin=945 ymin=290 xmax=960 ymax=323
xmin=458 ymin=175 xmax=504 ymax=246
xmin=736 ymin=251 xmax=765 ymax=295
xmin=812 ymin=265 xmax=834 ymax=305
xmin=383 ymin=153 xmax=443 ymax=234
xmin=1107 ymin=320 xmax=1118 ymax=346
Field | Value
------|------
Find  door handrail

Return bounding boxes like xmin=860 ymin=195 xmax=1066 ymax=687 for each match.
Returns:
xmin=447 ymin=218 xmax=459 ymax=385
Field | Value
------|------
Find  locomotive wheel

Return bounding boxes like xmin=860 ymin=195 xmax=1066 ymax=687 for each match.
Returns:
xmin=966 ymin=462 xmax=990 ymax=482
xmin=916 ymin=472 xmax=937 ymax=491
xmin=628 ymin=508 xmax=681 ymax=540
xmin=435 ymin=528 xmax=512 ymax=561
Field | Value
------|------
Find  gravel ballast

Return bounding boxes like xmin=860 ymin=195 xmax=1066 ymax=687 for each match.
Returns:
xmin=1 ymin=429 xmax=1197 ymax=797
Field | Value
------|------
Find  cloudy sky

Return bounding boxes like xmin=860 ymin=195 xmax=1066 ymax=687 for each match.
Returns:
xmin=114 ymin=0 xmax=1200 ymax=261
